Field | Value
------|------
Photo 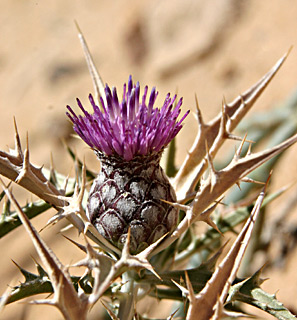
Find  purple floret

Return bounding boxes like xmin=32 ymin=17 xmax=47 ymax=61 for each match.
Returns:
xmin=66 ymin=76 xmax=190 ymax=161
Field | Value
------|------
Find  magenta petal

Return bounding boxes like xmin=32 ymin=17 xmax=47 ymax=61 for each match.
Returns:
xmin=66 ymin=76 xmax=189 ymax=161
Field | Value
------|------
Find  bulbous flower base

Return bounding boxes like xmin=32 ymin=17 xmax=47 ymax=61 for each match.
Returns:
xmin=87 ymin=152 xmax=178 ymax=253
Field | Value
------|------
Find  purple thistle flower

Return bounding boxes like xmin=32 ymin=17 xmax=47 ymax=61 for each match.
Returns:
xmin=66 ymin=76 xmax=189 ymax=161
xmin=67 ymin=76 xmax=189 ymax=253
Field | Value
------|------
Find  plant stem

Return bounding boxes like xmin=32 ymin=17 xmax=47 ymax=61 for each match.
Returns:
xmin=118 ymin=271 xmax=136 ymax=320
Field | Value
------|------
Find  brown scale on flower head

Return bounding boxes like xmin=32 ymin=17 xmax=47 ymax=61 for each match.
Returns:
xmin=67 ymin=76 xmax=189 ymax=253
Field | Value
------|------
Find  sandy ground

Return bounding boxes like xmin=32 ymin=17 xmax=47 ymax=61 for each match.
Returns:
xmin=1 ymin=0 xmax=297 ymax=319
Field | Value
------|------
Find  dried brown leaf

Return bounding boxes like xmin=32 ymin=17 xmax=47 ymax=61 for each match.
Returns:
xmin=173 ymin=51 xmax=290 ymax=202
xmin=0 ymin=178 xmax=89 ymax=320
xmin=186 ymin=178 xmax=268 ymax=320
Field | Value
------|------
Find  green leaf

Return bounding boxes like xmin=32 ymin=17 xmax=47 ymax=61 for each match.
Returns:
xmin=140 ymin=265 xmax=212 ymax=293
xmin=0 ymin=200 xmax=51 ymax=238
xmin=3 ymin=262 xmax=83 ymax=305
xmin=231 ymin=269 xmax=297 ymax=319
xmin=6 ymin=269 xmax=53 ymax=304
xmin=164 ymin=138 xmax=177 ymax=178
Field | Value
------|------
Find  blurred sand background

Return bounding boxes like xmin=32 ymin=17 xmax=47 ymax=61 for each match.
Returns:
xmin=1 ymin=0 xmax=297 ymax=319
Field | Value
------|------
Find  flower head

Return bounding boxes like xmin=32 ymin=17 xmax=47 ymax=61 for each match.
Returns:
xmin=67 ymin=76 xmax=189 ymax=161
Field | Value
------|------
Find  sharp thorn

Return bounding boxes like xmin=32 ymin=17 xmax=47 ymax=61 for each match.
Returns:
xmin=74 ymin=20 xmax=105 ymax=106
xmin=233 ymin=133 xmax=248 ymax=161
xmin=194 ymin=94 xmax=204 ymax=127
xmin=13 ymin=117 xmax=23 ymax=157
xmin=160 ymin=199 xmax=189 ymax=212
xmin=226 ymin=133 xmax=254 ymax=144
xmin=185 ymin=271 xmax=195 ymax=300
xmin=241 ymin=177 xmax=266 ymax=185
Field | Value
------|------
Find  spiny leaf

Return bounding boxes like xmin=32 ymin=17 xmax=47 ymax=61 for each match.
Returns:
xmin=226 ymin=109 xmax=297 ymax=204
xmin=197 ymin=184 xmax=289 ymax=249
xmin=0 ymin=123 xmax=64 ymax=207
xmin=4 ymin=258 xmax=115 ymax=305
xmin=185 ymin=133 xmax=297 ymax=233
xmin=0 ymin=127 xmax=116 ymax=252
xmin=6 ymin=275 xmax=53 ymax=305
xmin=0 ymin=178 xmax=89 ymax=320
xmin=153 ymin=131 xmax=297 ymax=256
xmin=185 ymin=180 xmax=268 ymax=319
xmin=70 ymin=235 xmax=114 ymax=295
xmin=0 ymin=200 xmax=51 ymax=238
xmin=231 ymin=268 xmax=297 ymax=320
xmin=140 ymin=266 xmax=212 ymax=292
xmin=4 ymin=260 xmax=52 ymax=304
xmin=173 ymin=51 xmax=290 ymax=202
xmin=13 ymin=261 xmax=42 ymax=283
xmin=5 ymin=264 xmax=84 ymax=305
xmin=155 ymin=186 xmax=288 ymax=269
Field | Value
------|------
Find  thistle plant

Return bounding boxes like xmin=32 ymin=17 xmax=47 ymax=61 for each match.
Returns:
xmin=1 ymin=28 xmax=297 ymax=320
xmin=66 ymin=76 xmax=189 ymax=253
